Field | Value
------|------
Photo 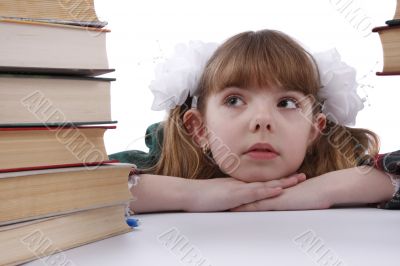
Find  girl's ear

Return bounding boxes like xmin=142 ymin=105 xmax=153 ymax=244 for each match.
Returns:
xmin=308 ymin=113 xmax=327 ymax=144
xmin=183 ymin=109 xmax=207 ymax=145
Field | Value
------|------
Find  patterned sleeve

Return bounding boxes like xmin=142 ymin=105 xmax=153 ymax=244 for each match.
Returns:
xmin=373 ymin=150 xmax=400 ymax=209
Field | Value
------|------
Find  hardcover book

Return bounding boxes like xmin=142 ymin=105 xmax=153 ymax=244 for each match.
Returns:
xmin=0 ymin=205 xmax=132 ymax=266
xmin=0 ymin=20 xmax=111 ymax=73
xmin=0 ymin=74 xmax=116 ymax=126
xmin=372 ymin=25 xmax=400 ymax=75
xmin=0 ymin=126 xmax=115 ymax=172
xmin=0 ymin=163 xmax=133 ymax=225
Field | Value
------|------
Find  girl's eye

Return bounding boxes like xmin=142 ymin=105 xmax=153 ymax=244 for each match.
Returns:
xmin=224 ymin=95 xmax=245 ymax=107
xmin=277 ymin=98 xmax=299 ymax=109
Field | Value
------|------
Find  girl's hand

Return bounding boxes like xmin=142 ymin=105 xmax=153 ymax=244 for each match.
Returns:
xmin=183 ymin=173 xmax=306 ymax=212
xmin=230 ymin=176 xmax=331 ymax=211
xmin=231 ymin=166 xmax=395 ymax=212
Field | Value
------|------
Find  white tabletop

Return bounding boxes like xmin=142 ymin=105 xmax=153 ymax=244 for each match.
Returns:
xmin=27 ymin=208 xmax=399 ymax=266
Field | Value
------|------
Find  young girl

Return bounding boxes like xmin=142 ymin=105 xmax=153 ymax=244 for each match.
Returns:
xmin=111 ymin=29 xmax=399 ymax=213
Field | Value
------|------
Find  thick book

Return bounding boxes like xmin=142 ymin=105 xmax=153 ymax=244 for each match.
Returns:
xmin=0 ymin=20 xmax=111 ymax=73
xmin=0 ymin=163 xmax=133 ymax=225
xmin=0 ymin=0 xmax=106 ymax=28
xmin=0 ymin=126 xmax=115 ymax=172
xmin=0 ymin=74 xmax=116 ymax=126
xmin=386 ymin=0 xmax=400 ymax=26
xmin=372 ymin=25 xmax=400 ymax=75
xmin=0 ymin=205 xmax=132 ymax=266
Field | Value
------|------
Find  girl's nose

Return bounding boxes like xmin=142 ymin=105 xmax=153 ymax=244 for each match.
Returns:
xmin=249 ymin=106 xmax=273 ymax=133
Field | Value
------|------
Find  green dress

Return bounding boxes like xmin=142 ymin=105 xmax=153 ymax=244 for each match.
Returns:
xmin=109 ymin=122 xmax=163 ymax=169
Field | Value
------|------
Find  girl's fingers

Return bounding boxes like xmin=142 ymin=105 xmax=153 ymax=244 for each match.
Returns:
xmin=266 ymin=173 xmax=306 ymax=189
xmin=283 ymin=173 xmax=306 ymax=187
xmin=235 ymin=185 xmax=283 ymax=206
xmin=231 ymin=198 xmax=269 ymax=212
xmin=231 ymin=204 xmax=254 ymax=212
xmin=231 ymin=174 xmax=307 ymax=211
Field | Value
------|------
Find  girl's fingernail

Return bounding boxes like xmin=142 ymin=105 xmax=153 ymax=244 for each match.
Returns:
xmin=297 ymin=173 xmax=305 ymax=178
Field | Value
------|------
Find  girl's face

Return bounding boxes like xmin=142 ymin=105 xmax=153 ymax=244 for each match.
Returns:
xmin=202 ymin=85 xmax=323 ymax=182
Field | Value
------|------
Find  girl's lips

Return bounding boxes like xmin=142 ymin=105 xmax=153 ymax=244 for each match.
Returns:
xmin=245 ymin=150 xmax=278 ymax=160
xmin=244 ymin=143 xmax=279 ymax=160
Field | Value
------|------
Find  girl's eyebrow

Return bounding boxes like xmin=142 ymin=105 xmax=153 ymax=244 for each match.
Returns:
xmin=277 ymin=88 xmax=306 ymax=96
xmin=222 ymin=86 xmax=243 ymax=90
xmin=217 ymin=86 xmax=244 ymax=94
xmin=220 ymin=86 xmax=306 ymax=98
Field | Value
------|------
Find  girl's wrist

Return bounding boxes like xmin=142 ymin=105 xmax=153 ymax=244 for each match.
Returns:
xmin=304 ymin=173 xmax=336 ymax=208
xmin=323 ymin=167 xmax=363 ymax=207
xmin=129 ymin=174 xmax=193 ymax=213
xmin=325 ymin=167 xmax=394 ymax=206
xmin=179 ymin=178 xmax=201 ymax=212
xmin=175 ymin=178 xmax=194 ymax=212
xmin=164 ymin=175 xmax=192 ymax=212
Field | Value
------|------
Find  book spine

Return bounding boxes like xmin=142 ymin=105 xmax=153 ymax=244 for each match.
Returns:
xmin=0 ymin=126 xmax=117 ymax=131
xmin=385 ymin=19 xmax=400 ymax=26
xmin=0 ymin=160 xmax=120 ymax=174
xmin=376 ymin=71 xmax=400 ymax=76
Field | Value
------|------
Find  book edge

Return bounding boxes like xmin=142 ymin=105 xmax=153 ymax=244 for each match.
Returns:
xmin=0 ymin=125 xmax=117 ymax=131
xmin=0 ymin=159 xmax=120 ymax=174
xmin=0 ymin=66 xmax=115 ymax=76
xmin=0 ymin=162 xmax=134 ymax=179
xmin=0 ymin=201 xmax=132 ymax=227
xmin=0 ymin=74 xmax=116 ymax=81
xmin=372 ymin=25 xmax=400 ymax=32
xmin=0 ymin=18 xmax=110 ymax=32
xmin=0 ymin=121 xmax=118 ymax=128
xmin=0 ymin=16 xmax=107 ymax=28
xmin=376 ymin=71 xmax=400 ymax=76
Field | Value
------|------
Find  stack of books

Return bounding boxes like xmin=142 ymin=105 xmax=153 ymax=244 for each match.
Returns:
xmin=373 ymin=0 xmax=400 ymax=75
xmin=0 ymin=1 xmax=133 ymax=265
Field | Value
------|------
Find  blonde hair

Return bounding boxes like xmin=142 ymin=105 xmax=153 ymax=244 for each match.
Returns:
xmin=146 ymin=29 xmax=379 ymax=179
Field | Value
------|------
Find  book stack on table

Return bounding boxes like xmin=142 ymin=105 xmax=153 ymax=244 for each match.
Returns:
xmin=0 ymin=1 xmax=133 ymax=265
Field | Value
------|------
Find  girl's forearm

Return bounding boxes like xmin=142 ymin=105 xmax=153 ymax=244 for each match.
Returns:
xmin=129 ymin=173 xmax=305 ymax=213
xmin=129 ymin=174 xmax=189 ymax=213
xmin=327 ymin=166 xmax=395 ymax=207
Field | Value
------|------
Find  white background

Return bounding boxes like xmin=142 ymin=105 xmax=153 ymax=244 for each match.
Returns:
xmin=93 ymin=0 xmax=400 ymax=155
